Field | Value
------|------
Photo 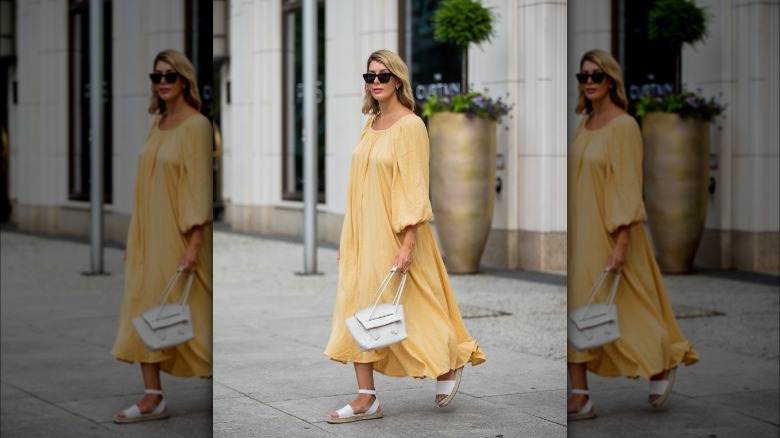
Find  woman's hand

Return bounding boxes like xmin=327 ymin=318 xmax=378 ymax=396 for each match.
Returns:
xmin=394 ymin=245 xmax=414 ymax=273
xmin=608 ymin=226 xmax=630 ymax=273
xmin=180 ymin=225 xmax=204 ymax=273
xmin=394 ymin=225 xmax=418 ymax=273
xmin=608 ymin=243 xmax=627 ymax=273
xmin=180 ymin=244 xmax=200 ymax=273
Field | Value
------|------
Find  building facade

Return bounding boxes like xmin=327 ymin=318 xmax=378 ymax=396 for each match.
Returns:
xmin=2 ymin=0 xmax=212 ymax=243
xmin=5 ymin=0 xmax=774 ymax=273
xmin=569 ymin=0 xmax=779 ymax=272
xmin=216 ymin=0 xmax=569 ymax=271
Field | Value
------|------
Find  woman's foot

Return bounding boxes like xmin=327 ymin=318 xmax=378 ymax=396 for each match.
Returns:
xmin=567 ymin=392 xmax=588 ymax=414
xmin=329 ymin=393 xmax=376 ymax=418
xmin=649 ymin=367 xmax=677 ymax=407
xmin=113 ymin=389 xmax=170 ymax=423
xmin=434 ymin=370 xmax=455 ymax=404
xmin=567 ymin=389 xmax=596 ymax=421
xmin=435 ymin=367 xmax=463 ymax=407
xmin=327 ymin=389 xmax=382 ymax=423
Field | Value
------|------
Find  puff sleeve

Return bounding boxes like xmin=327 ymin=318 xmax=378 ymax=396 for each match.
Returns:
xmin=177 ymin=116 xmax=214 ymax=234
xmin=604 ymin=116 xmax=647 ymax=233
xmin=390 ymin=117 xmax=434 ymax=233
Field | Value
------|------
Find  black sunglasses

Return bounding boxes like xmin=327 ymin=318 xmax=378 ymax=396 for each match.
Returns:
xmin=363 ymin=72 xmax=393 ymax=84
xmin=575 ymin=72 xmax=608 ymax=84
xmin=149 ymin=72 xmax=180 ymax=84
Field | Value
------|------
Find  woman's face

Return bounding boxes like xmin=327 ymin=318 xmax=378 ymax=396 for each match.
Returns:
xmin=153 ymin=60 xmax=184 ymax=104
xmin=580 ymin=60 xmax=611 ymax=105
xmin=366 ymin=60 xmax=400 ymax=104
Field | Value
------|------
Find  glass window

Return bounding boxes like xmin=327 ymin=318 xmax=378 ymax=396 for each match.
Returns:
xmin=402 ymin=0 xmax=462 ymax=109
xmin=185 ymin=0 xmax=219 ymax=218
xmin=616 ymin=0 xmax=676 ymax=113
xmin=186 ymin=0 xmax=214 ymax=120
xmin=68 ymin=0 xmax=112 ymax=203
xmin=282 ymin=1 xmax=326 ymax=202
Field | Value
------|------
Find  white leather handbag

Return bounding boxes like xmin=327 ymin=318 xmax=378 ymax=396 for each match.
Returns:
xmin=132 ymin=267 xmax=195 ymax=351
xmin=568 ymin=267 xmax=622 ymax=351
xmin=345 ymin=266 xmax=408 ymax=352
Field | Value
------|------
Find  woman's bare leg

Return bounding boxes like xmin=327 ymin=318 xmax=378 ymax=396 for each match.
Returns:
xmin=567 ymin=362 xmax=590 ymax=413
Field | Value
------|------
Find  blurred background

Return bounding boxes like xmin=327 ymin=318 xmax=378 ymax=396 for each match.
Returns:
xmin=0 ymin=0 xmax=214 ymax=244
xmin=568 ymin=0 xmax=779 ymax=273
xmin=212 ymin=0 xmax=569 ymax=273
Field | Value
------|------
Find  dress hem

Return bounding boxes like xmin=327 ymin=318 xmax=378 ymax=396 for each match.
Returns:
xmin=567 ymin=342 xmax=699 ymax=380
xmin=112 ymin=355 xmax=213 ymax=379
xmin=324 ymin=340 xmax=485 ymax=380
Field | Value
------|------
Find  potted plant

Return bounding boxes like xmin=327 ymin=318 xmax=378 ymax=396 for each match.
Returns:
xmin=422 ymin=91 xmax=512 ymax=274
xmin=422 ymin=0 xmax=506 ymax=274
xmin=431 ymin=0 xmax=495 ymax=92
xmin=636 ymin=0 xmax=726 ymax=273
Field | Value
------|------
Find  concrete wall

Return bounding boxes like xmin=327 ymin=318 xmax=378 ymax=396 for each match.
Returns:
xmin=8 ymin=0 xmax=187 ymax=243
xmin=221 ymin=0 xmax=569 ymax=272
xmin=568 ymin=0 xmax=780 ymax=272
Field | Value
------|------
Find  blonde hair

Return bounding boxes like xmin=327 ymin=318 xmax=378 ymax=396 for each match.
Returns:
xmin=575 ymin=49 xmax=628 ymax=115
xmin=148 ymin=49 xmax=202 ymax=115
xmin=361 ymin=50 xmax=415 ymax=115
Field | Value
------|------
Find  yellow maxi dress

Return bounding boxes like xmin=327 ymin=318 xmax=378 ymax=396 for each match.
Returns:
xmin=112 ymin=114 xmax=213 ymax=378
xmin=324 ymin=114 xmax=486 ymax=378
xmin=567 ymin=114 xmax=699 ymax=379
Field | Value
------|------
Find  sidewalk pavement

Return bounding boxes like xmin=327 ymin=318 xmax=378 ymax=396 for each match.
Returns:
xmin=212 ymin=228 xmax=569 ymax=438
xmin=1 ymin=228 xmax=211 ymax=437
xmin=569 ymin=269 xmax=780 ymax=438
xmin=213 ymin=228 xmax=779 ymax=438
xmin=2 ymin=226 xmax=778 ymax=437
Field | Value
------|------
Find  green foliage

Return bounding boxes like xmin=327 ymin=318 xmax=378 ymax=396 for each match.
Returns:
xmin=422 ymin=92 xmax=513 ymax=124
xmin=647 ymin=0 xmax=707 ymax=48
xmin=634 ymin=92 xmax=725 ymax=122
xmin=431 ymin=0 xmax=496 ymax=48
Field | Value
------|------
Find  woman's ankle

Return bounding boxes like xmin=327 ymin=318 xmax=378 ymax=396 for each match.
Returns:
xmin=437 ymin=369 xmax=455 ymax=381
xmin=650 ymin=369 xmax=668 ymax=381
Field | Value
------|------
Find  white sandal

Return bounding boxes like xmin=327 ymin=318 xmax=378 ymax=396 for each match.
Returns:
xmin=649 ymin=367 xmax=677 ymax=407
xmin=435 ymin=367 xmax=463 ymax=407
xmin=567 ymin=388 xmax=597 ymax=421
xmin=327 ymin=389 xmax=383 ymax=424
xmin=113 ymin=389 xmax=170 ymax=424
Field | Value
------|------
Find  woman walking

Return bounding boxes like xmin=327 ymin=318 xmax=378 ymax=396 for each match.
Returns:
xmin=111 ymin=49 xmax=213 ymax=423
xmin=567 ymin=49 xmax=699 ymax=421
xmin=324 ymin=49 xmax=486 ymax=423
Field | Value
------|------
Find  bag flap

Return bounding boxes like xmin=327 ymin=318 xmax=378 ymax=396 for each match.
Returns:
xmin=142 ymin=304 xmax=190 ymax=329
xmin=354 ymin=304 xmax=402 ymax=330
xmin=568 ymin=304 xmax=615 ymax=330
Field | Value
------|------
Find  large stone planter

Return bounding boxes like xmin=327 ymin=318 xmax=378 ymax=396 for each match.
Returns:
xmin=428 ymin=112 xmax=496 ymax=274
xmin=642 ymin=112 xmax=710 ymax=273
